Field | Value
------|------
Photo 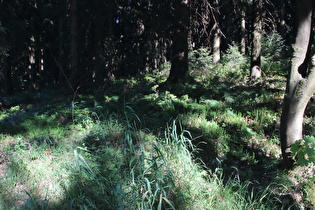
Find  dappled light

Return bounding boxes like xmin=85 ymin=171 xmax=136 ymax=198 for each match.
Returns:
xmin=0 ymin=69 xmax=313 ymax=209
xmin=1 ymin=0 xmax=315 ymax=209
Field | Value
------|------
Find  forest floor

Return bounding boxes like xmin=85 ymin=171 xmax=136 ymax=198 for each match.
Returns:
xmin=0 ymin=72 xmax=315 ymax=209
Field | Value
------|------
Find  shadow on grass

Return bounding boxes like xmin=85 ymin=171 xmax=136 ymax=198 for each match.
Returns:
xmin=0 ymin=76 xmax=302 ymax=209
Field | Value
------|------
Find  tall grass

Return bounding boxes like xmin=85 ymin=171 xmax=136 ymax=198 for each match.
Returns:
xmin=0 ymin=110 xmax=287 ymax=209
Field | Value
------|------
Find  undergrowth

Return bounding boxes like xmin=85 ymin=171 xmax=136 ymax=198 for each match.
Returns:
xmin=0 ymin=46 xmax=314 ymax=209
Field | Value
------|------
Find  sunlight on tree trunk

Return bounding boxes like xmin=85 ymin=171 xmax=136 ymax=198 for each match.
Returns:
xmin=280 ymin=0 xmax=314 ymax=168
xmin=212 ymin=0 xmax=221 ymax=65
xmin=28 ymin=36 xmax=37 ymax=91
xmin=250 ymin=0 xmax=262 ymax=79
xmin=240 ymin=8 xmax=246 ymax=54
xmin=212 ymin=23 xmax=221 ymax=65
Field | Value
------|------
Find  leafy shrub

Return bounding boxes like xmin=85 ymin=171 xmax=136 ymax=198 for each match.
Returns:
xmin=290 ymin=136 xmax=315 ymax=166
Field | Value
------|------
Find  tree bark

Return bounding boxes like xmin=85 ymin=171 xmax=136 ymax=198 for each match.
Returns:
xmin=279 ymin=0 xmax=286 ymax=38
xmin=70 ymin=0 xmax=79 ymax=89
xmin=250 ymin=0 xmax=263 ymax=79
xmin=212 ymin=0 xmax=221 ymax=65
xmin=3 ymin=55 xmax=14 ymax=95
xmin=101 ymin=0 xmax=115 ymax=80
xmin=280 ymin=0 xmax=314 ymax=168
xmin=56 ymin=17 xmax=64 ymax=84
xmin=105 ymin=0 xmax=115 ymax=39
xmin=240 ymin=8 xmax=246 ymax=54
xmin=212 ymin=23 xmax=221 ymax=65
xmin=28 ymin=36 xmax=37 ymax=91
xmin=167 ymin=0 xmax=189 ymax=84
xmin=91 ymin=0 xmax=104 ymax=84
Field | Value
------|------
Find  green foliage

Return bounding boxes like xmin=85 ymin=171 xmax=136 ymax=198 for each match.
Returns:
xmin=262 ymin=31 xmax=285 ymax=62
xmin=0 ymin=69 xmax=310 ymax=209
xmin=261 ymin=31 xmax=288 ymax=74
xmin=24 ymin=190 xmax=49 ymax=210
xmin=290 ymin=136 xmax=315 ymax=166
xmin=248 ymin=107 xmax=277 ymax=135
xmin=209 ymin=44 xmax=249 ymax=83
xmin=222 ymin=43 xmax=249 ymax=71
xmin=188 ymin=47 xmax=213 ymax=80
xmin=189 ymin=47 xmax=213 ymax=71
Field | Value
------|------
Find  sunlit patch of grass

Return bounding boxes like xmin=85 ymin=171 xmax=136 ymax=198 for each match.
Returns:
xmin=153 ymin=121 xmax=286 ymax=209
xmin=1 ymin=140 xmax=73 ymax=206
xmin=22 ymin=154 xmax=68 ymax=203
xmin=181 ymin=113 xmax=229 ymax=155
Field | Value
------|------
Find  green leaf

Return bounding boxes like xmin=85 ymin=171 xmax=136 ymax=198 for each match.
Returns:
xmin=292 ymin=136 xmax=315 ymax=166
xmin=297 ymin=157 xmax=309 ymax=166
xmin=305 ymin=147 xmax=314 ymax=157
xmin=290 ymin=139 xmax=303 ymax=156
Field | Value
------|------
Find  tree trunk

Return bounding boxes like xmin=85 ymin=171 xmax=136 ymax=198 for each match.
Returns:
xmin=104 ymin=0 xmax=115 ymax=79
xmin=56 ymin=17 xmax=64 ymax=84
xmin=28 ymin=36 xmax=37 ymax=91
xmin=212 ymin=23 xmax=221 ymax=65
xmin=70 ymin=0 xmax=79 ymax=89
xmin=250 ymin=0 xmax=263 ymax=79
xmin=280 ymin=0 xmax=314 ymax=168
xmin=212 ymin=0 xmax=221 ymax=64
xmin=279 ymin=0 xmax=286 ymax=38
xmin=240 ymin=8 xmax=246 ymax=54
xmin=91 ymin=0 xmax=104 ymax=84
xmin=3 ymin=55 xmax=14 ymax=95
xmin=167 ymin=0 xmax=189 ymax=84
xmin=106 ymin=0 xmax=115 ymax=38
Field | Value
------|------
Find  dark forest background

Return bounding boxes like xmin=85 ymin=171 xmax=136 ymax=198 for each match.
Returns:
xmin=0 ymin=0 xmax=293 ymax=94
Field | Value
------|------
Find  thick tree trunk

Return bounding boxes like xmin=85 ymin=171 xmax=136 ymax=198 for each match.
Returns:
xmin=280 ymin=0 xmax=314 ymax=168
xmin=250 ymin=0 xmax=262 ymax=79
xmin=168 ymin=0 xmax=189 ymax=84
xmin=91 ymin=0 xmax=103 ymax=84
xmin=70 ymin=0 xmax=79 ymax=88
